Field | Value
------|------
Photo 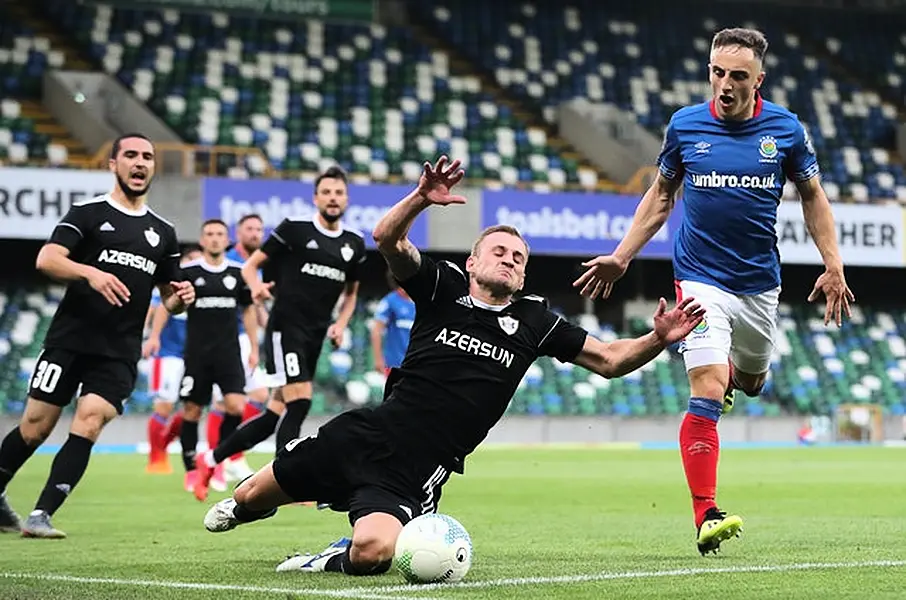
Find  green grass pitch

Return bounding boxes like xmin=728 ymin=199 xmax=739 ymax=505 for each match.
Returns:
xmin=0 ymin=446 xmax=903 ymax=599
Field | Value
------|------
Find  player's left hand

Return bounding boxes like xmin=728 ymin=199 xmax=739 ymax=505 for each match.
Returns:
xmin=170 ymin=280 xmax=195 ymax=307
xmin=327 ymin=323 xmax=345 ymax=349
xmin=808 ymin=267 xmax=854 ymax=326
xmin=652 ymin=296 xmax=705 ymax=346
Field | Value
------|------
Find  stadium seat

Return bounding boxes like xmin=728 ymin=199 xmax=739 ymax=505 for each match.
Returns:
xmin=414 ymin=0 xmax=906 ymax=201
xmin=41 ymin=0 xmax=583 ymax=186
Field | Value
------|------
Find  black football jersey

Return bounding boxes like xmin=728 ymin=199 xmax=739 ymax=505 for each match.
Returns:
xmin=373 ymin=256 xmax=588 ymax=470
xmin=261 ymin=217 xmax=367 ymax=329
xmin=43 ymin=194 xmax=181 ymax=362
xmin=181 ymin=258 xmax=251 ymax=359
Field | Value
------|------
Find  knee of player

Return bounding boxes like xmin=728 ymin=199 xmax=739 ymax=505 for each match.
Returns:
xmin=19 ymin=414 xmax=53 ymax=446
xmin=350 ymin=532 xmax=396 ymax=567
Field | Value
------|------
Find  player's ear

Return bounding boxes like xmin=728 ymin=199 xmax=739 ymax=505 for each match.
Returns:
xmin=465 ymin=255 xmax=476 ymax=273
xmin=107 ymin=158 xmax=116 ymax=172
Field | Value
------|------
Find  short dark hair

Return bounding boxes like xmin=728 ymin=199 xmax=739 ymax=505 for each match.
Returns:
xmin=238 ymin=213 xmax=262 ymax=226
xmin=315 ymin=165 xmax=349 ymax=190
xmin=110 ymin=132 xmax=153 ymax=159
xmin=471 ymin=225 xmax=530 ymax=258
xmin=711 ymin=28 xmax=768 ymax=61
xmin=201 ymin=218 xmax=228 ymax=231
xmin=181 ymin=243 xmax=202 ymax=258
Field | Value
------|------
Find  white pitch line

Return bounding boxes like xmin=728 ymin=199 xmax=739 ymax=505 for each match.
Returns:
xmin=0 ymin=572 xmax=434 ymax=600
xmin=337 ymin=559 xmax=906 ymax=595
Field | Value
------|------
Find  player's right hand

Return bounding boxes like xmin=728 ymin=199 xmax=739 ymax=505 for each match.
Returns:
xmin=572 ymin=254 xmax=629 ymax=300
xmin=142 ymin=336 xmax=160 ymax=359
xmin=251 ymin=281 xmax=275 ymax=304
xmin=87 ymin=268 xmax=131 ymax=307
xmin=417 ymin=155 xmax=467 ymax=205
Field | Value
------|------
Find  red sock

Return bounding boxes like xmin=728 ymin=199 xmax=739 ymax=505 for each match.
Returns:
xmin=679 ymin=407 xmax=721 ymax=527
xmin=148 ymin=415 xmax=166 ymax=463
xmin=207 ymin=410 xmax=224 ymax=451
xmin=229 ymin=401 xmax=263 ymax=461
xmin=164 ymin=411 xmax=183 ymax=447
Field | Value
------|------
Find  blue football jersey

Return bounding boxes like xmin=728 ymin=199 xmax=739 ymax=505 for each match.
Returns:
xmin=149 ymin=288 xmax=186 ymax=358
xmin=657 ymin=95 xmax=820 ymax=295
xmin=374 ymin=290 xmax=415 ymax=368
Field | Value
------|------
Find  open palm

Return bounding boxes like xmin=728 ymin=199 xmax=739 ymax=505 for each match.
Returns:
xmin=418 ymin=156 xmax=467 ymax=205
xmin=653 ymin=297 xmax=706 ymax=346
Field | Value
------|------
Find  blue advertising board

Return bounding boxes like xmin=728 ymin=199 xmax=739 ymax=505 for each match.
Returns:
xmin=201 ymin=178 xmax=427 ymax=248
xmin=481 ymin=190 xmax=681 ymax=258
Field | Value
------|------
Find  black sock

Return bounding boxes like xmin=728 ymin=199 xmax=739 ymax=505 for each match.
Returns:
xmin=325 ymin=545 xmax=392 ymax=575
xmin=0 ymin=427 xmax=38 ymax=493
xmin=275 ymin=399 xmax=311 ymax=452
xmin=33 ymin=434 xmax=94 ymax=516
xmin=212 ymin=409 xmax=280 ymax=464
xmin=232 ymin=501 xmax=277 ymax=523
xmin=180 ymin=419 xmax=199 ymax=472
xmin=219 ymin=413 xmax=242 ymax=443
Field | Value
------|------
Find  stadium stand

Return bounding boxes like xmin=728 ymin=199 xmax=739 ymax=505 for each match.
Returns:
xmin=412 ymin=0 xmax=906 ymax=202
xmin=1 ymin=284 xmax=902 ymax=419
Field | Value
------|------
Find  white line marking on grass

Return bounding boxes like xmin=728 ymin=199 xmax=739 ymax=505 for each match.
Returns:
xmin=0 ymin=572 xmax=434 ymax=600
xmin=338 ymin=559 xmax=906 ymax=595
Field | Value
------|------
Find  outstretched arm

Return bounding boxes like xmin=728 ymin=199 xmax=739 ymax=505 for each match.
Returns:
xmin=373 ymin=156 xmax=466 ymax=281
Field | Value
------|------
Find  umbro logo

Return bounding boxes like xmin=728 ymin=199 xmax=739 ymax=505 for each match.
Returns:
xmin=455 ymin=296 xmax=472 ymax=308
xmin=100 ymin=221 xmax=115 ymax=232
xmin=306 ymin=239 xmax=319 ymax=249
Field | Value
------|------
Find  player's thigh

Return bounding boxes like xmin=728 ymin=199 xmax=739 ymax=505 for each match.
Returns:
xmin=348 ymin=456 xmax=452 ymax=528
xmin=77 ymin=355 xmax=138 ymax=416
xmin=270 ymin=433 xmax=350 ymax=504
xmin=213 ymin=354 xmax=246 ymax=411
xmin=27 ymin=348 xmax=83 ymax=412
xmin=179 ymin=362 xmax=215 ymax=408
xmin=155 ymin=357 xmax=184 ymax=403
xmin=264 ymin=328 xmax=322 ymax=387
xmin=731 ymin=287 xmax=781 ymax=376
xmin=676 ymin=280 xmax=735 ymax=370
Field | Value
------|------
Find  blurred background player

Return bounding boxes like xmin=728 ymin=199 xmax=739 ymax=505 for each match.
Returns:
xmin=574 ymin=28 xmax=854 ymax=556
xmin=192 ymin=166 xmax=366 ymax=500
xmin=142 ymin=244 xmax=202 ymax=475
xmin=177 ymin=220 xmax=257 ymax=500
xmin=370 ymin=268 xmax=415 ymax=376
xmin=205 ymin=214 xmax=269 ymax=484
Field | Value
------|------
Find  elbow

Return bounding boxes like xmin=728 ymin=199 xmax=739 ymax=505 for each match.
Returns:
xmin=35 ymin=248 xmax=52 ymax=274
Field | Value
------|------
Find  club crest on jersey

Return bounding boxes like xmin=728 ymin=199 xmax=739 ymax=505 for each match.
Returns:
xmin=692 ymin=317 xmax=709 ymax=335
xmin=144 ymin=227 xmax=160 ymax=247
xmin=498 ymin=315 xmax=519 ymax=335
xmin=758 ymin=136 xmax=779 ymax=161
xmin=222 ymin=274 xmax=237 ymax=290
xmin=340 ymin=243 xmax=354 ymax=262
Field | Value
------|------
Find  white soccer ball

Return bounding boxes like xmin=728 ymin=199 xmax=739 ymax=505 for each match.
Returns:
xmin=394 ymin=513 xmax=473 ymax=584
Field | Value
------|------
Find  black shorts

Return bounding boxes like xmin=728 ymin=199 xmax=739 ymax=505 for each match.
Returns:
xmin=28 ymin=347 xmax=136 ymax=414
xmin=263 ymin=321 xmax=326 ymax=386
xmin=180 ymin=352 xmax=245 ymax=405
xmin=272 ymin=410 xmax=452 ymax=526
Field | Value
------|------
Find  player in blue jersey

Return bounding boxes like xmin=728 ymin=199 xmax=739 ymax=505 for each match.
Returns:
xmin=142 ymin=245 xmax=202 ymax=474
xmin=205 ymin=214 xmax=269 ymax=484
xmin=574 ymin=28 xmax=854 ymax=556
xmin=370 ymin=269 xmax=415 ymax=376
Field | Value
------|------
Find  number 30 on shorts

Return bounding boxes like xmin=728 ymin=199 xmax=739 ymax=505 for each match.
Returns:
xmin=32 ymin=359 xmax=63 ymax=393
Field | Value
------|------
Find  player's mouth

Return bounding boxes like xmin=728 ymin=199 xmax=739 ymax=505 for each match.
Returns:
xmin=718 ymin=94 xmax=735 ymax=109
xmin=129 ymin=171 xmax=148 ymax=186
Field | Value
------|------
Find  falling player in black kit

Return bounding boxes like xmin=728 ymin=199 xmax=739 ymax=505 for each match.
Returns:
xmin=0 ymin=133 xmax=195 ymax=538
xmin=177 ymin=219 xmax=258 ymax=499
xmin=192 ymin=166 xmax=366 ymax=500
xmin=202 ymin=156 xmax=706 ymax=575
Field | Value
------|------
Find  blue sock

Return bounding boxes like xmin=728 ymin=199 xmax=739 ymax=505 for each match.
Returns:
xmin=688 ymin=397 xmax=723 ymax=422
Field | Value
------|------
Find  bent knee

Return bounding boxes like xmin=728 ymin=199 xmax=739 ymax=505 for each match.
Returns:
xmin=734 ymin=372 xmax=766 ymax=397
xmin=351 ymin=533 xmax=396 ymax=567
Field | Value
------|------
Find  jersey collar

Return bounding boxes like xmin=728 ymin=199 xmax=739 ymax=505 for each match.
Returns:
xmin=105 ymin=194 xmax=148 ymax=217
xmin=312 ymin=215 xmax=344 ymax=238
xmin=709 ymin=91 xmax=763 ymax=121
xmin=470 ymin=295 xmax=510 ymax=312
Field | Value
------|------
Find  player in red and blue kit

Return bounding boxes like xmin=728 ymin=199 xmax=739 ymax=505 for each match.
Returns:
xmin=142 ymin=245 xmax=202 ymax=474
xmin=370 ymin=269 xmax=415 ymax=376
xmin=574 ymin=28 xmax=854 ymax=556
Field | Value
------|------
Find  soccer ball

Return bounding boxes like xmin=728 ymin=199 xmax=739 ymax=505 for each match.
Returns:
xmin=394 ymin=513 xmax=473 ymax=584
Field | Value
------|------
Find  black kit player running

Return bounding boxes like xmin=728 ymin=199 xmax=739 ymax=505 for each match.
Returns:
xmin=178 ymin=246 xmax=254 ymax=488
xmin=193 ymin=167 xmax=366 ymax=499
xmin=0 ymin=134 xmax=194 ymax=539
xmin=202 ymin=156 xmax=706 ymax=577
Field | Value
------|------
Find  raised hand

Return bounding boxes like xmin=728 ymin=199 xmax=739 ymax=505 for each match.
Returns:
xmin=417 ymin=156 xmax=467 ymax=205
xmin=87 ymin=268 xmax=131 ymax=307
xmin=808 ymin=268 xmax=854 ymax=327
xmin=572 ymin=254 xmax=629 ymax=300
xmin=652 ymin=296 xmax=706 ymax=346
